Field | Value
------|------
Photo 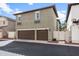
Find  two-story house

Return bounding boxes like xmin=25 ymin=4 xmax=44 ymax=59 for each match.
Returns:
xmin=66 ymin=3 xmax=79 ymax=31
xmin=14 ymin=5 xmax=58 ymax=41
xmin=66 ymin=3 xmax=79 ymax=43
xmin=0 ymin=16 xmax=16 ymax=38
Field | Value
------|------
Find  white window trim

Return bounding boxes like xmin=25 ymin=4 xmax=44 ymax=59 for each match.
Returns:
xmin=35 ymin=11 xmax=40 ymax=21
xmin=17 ymin=15 xmax=22 ymax=17
xmin=17 ymin=15 xmax=22 ymax=21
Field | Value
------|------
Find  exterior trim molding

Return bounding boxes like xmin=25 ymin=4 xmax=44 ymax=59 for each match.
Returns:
xmin=16 ymin=28 xmax=49 ymax=31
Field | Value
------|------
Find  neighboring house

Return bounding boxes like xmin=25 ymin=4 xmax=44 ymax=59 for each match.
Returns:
xmin=66 ymin=3 xmax=79 ymax=31
xmin=14 ymin=5 xmax=58 ymax=41
xmin=0 ymin=16 xmax=16 ymax=38
xmin=66 ymin=3 xmax=79 ymax=43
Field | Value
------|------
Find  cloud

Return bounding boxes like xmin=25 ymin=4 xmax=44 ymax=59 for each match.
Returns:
xmin=0 ymin=3 xmax=23 ymax=15
xmin=61 ymin=10 xmax=66 ymax=14
xmin=28 ymin=3 xmax=33 ymax=5
xmin=57 ymin=10 xmax=66 ymax=23
xmin=13 ymin=8 xmax=23 ymax=14
xmin=0 ymin=3 xmax=13 ymax=13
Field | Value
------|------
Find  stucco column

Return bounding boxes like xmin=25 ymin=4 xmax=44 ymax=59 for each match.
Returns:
xmin=35 ymin=30 xmax=37 ymax=40
xmin=48 ymin=29 xmax=52 ymax=41
xmin=16 ymin=30 xmax=18 ymax=39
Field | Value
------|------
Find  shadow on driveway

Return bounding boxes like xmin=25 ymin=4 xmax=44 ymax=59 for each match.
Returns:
xmin=0 ymin=41 xmax=79 ymax=56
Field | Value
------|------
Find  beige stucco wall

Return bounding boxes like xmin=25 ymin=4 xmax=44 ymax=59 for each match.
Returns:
xmin=0 ymin=21 xmax=15 ymax=32
xmin=0 ymin=17 xmax=16 ymax=31
xmin=16 ymin=8 xmax=57 ymax=41
xmin=7 ymin=20 xmax=16 ymax=31
xmin=0 ymin=17 xmax=16 ymax=38
xmin=0 ymin=17 xmax=8 ymax=26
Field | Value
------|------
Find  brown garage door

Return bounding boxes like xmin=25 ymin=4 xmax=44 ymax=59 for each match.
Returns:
xmin=37 ymin=30 xmax=48 ymax=40
xmin=18 ymin=30 xmax=34 ymax=40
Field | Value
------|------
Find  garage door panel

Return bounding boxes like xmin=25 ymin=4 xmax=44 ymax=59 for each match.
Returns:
xmin=37 ymin=30 xmax=48 ymax=40
xmin=18 ymin=30 xmax=34 ymax=40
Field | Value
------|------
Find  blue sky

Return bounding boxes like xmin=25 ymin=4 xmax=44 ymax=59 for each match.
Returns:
xmin=0 ymin=3 xmax=68 ymax=23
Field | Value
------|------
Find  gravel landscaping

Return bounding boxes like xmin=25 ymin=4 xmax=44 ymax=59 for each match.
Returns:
xmin=0 ymin=41 xmax=79 ymax=56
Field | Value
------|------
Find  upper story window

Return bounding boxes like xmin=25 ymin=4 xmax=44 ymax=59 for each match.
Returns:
xmin=17 ymin=15 xmax=22 ymax=25
xmin=72 ymin=18 xmax=78 ymax=24
xmin=3 ymin=21 xmax=5 ymax=24
xmin=35 ymin=11 xmax=40 ymax=23
xmin=17 ymin=15 xmax=22 ymax=21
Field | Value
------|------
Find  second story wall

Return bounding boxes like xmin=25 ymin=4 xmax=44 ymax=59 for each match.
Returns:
xmin=67 ymin=4 xmax=79 ymax=31
xmin=7 ymin=20 xmax=16 ymax=31
xmin=0 ymin=17 xmax=8 ymax=26
xmin=0 ymin=16 xmax=16 ymax=31
xmin=16 ymin=8 xmax=57 ymax=31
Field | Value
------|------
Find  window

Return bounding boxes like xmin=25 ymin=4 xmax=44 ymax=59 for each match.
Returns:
xmin=17 ymin=22 xmax=22 ymax=25
xmin=3 ymin=21 xmax=5 ymax=24
xmin=35 ymin=11 xmax=40 ymax=23
xmin=37 ymin=13 xmax=40 ymax=19
xmin=17 ymin=15 xmax=22 ymax=25
xmin=72 ymin=18 xmax=78 ymax=24
xmin=17 ymin=15 xmax=22 ymax=21
xmin=35 ymin=11 xmax=40 ymax=20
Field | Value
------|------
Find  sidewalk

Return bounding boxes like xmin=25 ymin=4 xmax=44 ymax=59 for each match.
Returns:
xmin=15 ymin=39 xmax=79 ymax=47
xmin=0 ymin=50 xmax=23 ymax=56
xmin=1 ymin=39 xmax=79 ymax=47
xmin=0 ymin=40 xmax=23 ymax=56
xmin=0 ymin=40 xmax=14 ymax=47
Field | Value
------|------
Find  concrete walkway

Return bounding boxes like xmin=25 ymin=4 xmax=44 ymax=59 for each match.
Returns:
xmin=0 ymin=40 xmax=14 ymax=47
xmin=1 ymin=39 xmax=79 ymax=47
xmin=0 ymin=40 xmax=23 ymax=56
xmin=15 ymin=39 xmax=79 ymax=47
xmin=0 ymin=50 xmax=23 ymax=56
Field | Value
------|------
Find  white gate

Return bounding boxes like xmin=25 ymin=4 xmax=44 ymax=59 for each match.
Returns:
xmin=71 ymin=25 xmax=79 ymax=43
xmin=53 ymin=31 xmax=70 ymax=41
xmin=8 ymin=32 xmax=16 ymax=39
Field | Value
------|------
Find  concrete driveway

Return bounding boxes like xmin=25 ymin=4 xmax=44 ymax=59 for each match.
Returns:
xmin=0 ymin=41 xmax=79 ymax=56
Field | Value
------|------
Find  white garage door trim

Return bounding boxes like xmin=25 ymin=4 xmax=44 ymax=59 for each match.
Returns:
xmin=16 ymin=28 xmax=49 ymax=40
xmin=17 ymin=28 xmax=49 ymax=31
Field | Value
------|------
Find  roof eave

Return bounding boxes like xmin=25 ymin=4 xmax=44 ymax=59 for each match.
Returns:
xmin=66 ymin=3 xmax=79 ymax=22
xmin=13 ymin=5 xmax=58 ymax=17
